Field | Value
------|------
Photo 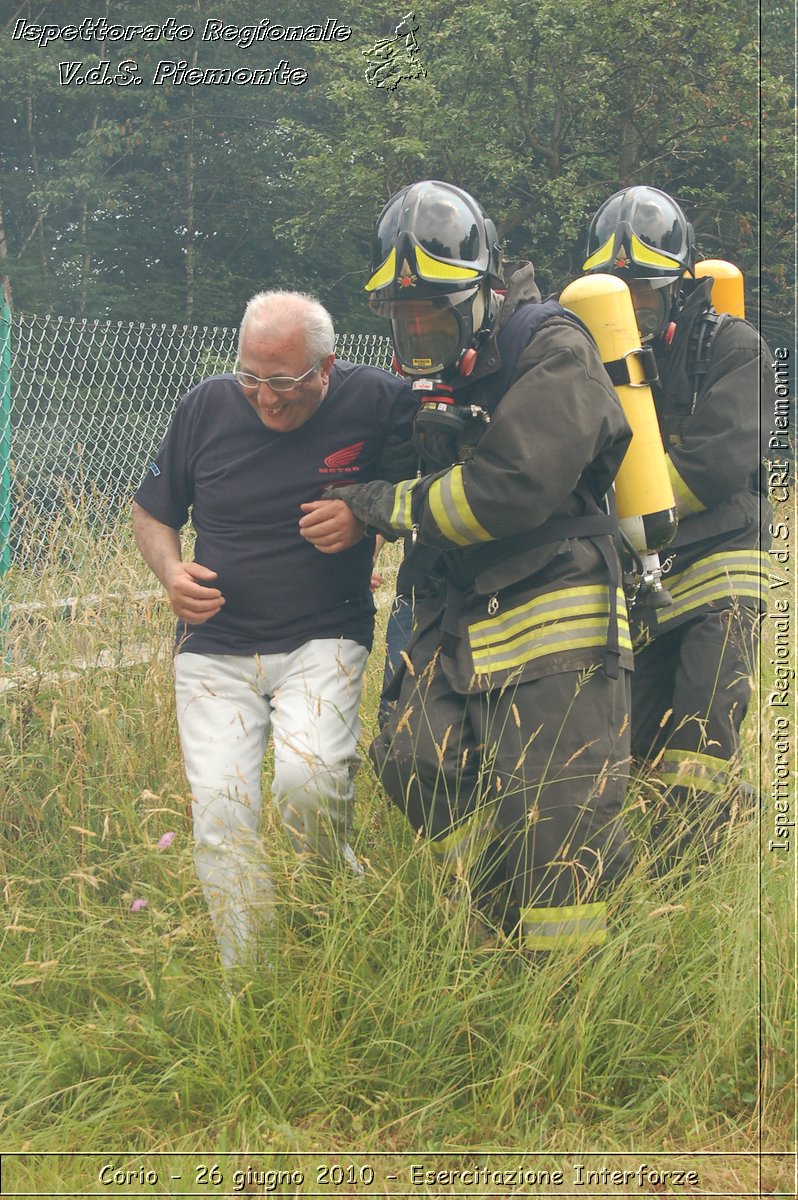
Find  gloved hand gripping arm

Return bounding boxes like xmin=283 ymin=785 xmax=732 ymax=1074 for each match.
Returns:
xmin=299 ymin=476 xmax=433 ymax=551
xmin=332 ymin=476 xmax=434 ymax=536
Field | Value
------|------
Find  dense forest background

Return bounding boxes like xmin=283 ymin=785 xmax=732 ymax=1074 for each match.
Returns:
xmin=1 ymin=0 xmax=794 ymax=341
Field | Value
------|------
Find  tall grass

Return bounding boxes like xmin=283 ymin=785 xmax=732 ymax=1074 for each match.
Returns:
xmin=0 ymin=514 xmax=793 ymax=1196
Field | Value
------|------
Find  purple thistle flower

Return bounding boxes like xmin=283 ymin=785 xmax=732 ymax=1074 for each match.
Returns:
xmin=157 ymin=831 xmax=176 ymax=851
xmin=130 ymin=898 xmax=148 ymax=913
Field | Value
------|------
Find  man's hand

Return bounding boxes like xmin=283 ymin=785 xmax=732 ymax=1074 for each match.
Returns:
xmin=370 ymin=534 xmax=386 ymax=591
xmin=133 ymin=502 xmax=225 ymax=625
xmin=165 ymin=561 xmax=225 ymax=623
xmin=299 ymin=499 xmax=365 ymax=554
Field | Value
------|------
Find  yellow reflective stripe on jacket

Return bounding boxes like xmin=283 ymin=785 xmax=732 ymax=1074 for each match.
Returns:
xmin=521 ymin=900 xmax=607 ymax=951
xmin=468 ymin=585 xmax=632 ymax=674
xmin=658 ymin=550 xmax=768 ymax=625
xmin=660 ymin=748 xmax=729 ymax=796
xmin=389 ymin=478 xmax=422 ymax=532
xmin=427 ymin=465 xmax=493 ymax=546
xmin=666 ymin=456 xmax=706 ymax=516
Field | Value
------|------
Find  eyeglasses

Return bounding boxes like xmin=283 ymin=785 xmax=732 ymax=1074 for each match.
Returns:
xmin=235 ymin=359 xmax=322 ymax=393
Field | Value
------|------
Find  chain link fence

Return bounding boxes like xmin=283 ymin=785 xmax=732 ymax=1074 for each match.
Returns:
xmin=2 ymin=311 xmax=392 ymax=604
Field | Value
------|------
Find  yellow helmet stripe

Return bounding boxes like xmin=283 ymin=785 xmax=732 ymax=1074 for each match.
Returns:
xmin=415 ymin=244 xmax=481 ymax=282
xmin=364 ymin=248 xmax=397 ymax=293
xmin=583 ymin=232 xmax=683 ymax=273
xmin=582 ymin=233 xmax=615 ymax=272
xmin=630 ymin=233 xmax=682 ymax=270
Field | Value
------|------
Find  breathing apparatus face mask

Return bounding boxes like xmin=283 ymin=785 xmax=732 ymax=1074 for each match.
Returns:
xmin=370 ymin=287 xmax=484 ymax=376
xmin=628 ymin=278 xmax=676 ymax=340
xmin=371 ymin=285 xmax=492 ymax=469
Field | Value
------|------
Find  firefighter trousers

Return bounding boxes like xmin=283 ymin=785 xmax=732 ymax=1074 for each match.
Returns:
xmin=630 ymin=606 xmax=761 ymax=866
xmin=370 ymin=622 xmax=634 ymax=953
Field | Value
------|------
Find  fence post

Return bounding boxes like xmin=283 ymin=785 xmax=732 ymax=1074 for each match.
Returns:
xmin=0 ymin=291 xmax=11 ymax=657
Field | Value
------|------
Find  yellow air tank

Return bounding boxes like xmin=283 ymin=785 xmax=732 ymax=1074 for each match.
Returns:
xmin=560 ymin=272 xmax=678 ymax=602
xmin=694 ymin=259 xmax=745 ymax=317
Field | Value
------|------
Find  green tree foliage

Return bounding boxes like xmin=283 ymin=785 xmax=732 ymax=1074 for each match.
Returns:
xmin=0 ymin=0 xmax=792 ymax=331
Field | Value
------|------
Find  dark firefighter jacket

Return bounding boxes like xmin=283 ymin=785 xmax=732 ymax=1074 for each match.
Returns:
xmin=330 ymin=263 xmax=635 ymax=694
xmin=636 ymin=277 xmax=771 ymax=639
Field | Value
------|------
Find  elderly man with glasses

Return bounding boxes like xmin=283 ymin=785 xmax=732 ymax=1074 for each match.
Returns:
xmin=133 ymin=290 xmax=416 ymax=973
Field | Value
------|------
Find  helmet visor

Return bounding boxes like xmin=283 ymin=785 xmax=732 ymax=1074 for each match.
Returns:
xmin=590 ymin=186 xmax=689 ymax=259
xmin=372 ymin=291 xmax=478 ymax=374
xmin=373 ymin=189 xmax=485 ymax=270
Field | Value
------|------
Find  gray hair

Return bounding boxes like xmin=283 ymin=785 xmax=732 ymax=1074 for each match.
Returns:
xmin=238 ymin=290 xmax=336 ymax=361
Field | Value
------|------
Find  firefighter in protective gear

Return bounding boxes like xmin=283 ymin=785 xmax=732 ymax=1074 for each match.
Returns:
xmin=303 ymin=181 xmax=635 ymax=955
xmin=583 ymin=185 xmax=771 ymax=868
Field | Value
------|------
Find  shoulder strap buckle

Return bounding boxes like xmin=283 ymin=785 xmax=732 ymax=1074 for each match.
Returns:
xmin=603 ymin=345 xmax=659 ymax=389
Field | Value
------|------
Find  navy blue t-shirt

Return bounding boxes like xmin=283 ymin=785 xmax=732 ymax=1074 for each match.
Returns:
xmin=134 ymin=361 xmax=416 ymax=655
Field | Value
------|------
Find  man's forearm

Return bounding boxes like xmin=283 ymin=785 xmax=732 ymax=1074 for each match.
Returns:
xmin=132 ymin=501 xmax=181 ymax=588
xmin=133 ymin=501 xmax=224 ymax=623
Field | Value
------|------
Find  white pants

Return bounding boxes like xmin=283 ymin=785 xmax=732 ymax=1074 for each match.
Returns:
xmin=174 ymin=639 xmax=368 ymax=969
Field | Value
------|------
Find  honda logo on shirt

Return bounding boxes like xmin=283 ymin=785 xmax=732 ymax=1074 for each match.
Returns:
xmin=319 ymin=441 xmax=365 ymax=474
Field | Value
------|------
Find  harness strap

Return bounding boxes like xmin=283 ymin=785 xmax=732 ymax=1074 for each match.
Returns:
xmin=686 ymin=311 xmax=728 ymax=414
xmin=485 ymin=299 xmax=567 ymax=410
xmin=603 ymin=345 xmax=659 ymax=389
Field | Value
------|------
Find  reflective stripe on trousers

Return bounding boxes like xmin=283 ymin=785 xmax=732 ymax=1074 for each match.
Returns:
xmin=520 ymin=900 xmax=608 ymax=952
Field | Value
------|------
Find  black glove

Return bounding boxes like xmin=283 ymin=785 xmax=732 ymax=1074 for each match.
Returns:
xmin=323 ymin=480 xmax=407 ymax=539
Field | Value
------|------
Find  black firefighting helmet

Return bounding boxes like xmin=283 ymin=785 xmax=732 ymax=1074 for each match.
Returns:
xmin=583 ymin=185 xmax=696 ymax=281
xmin=583 ymin=185 xmax=696 ymax=338
xmin=365 ymin=180 xmax=503 ymax=376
